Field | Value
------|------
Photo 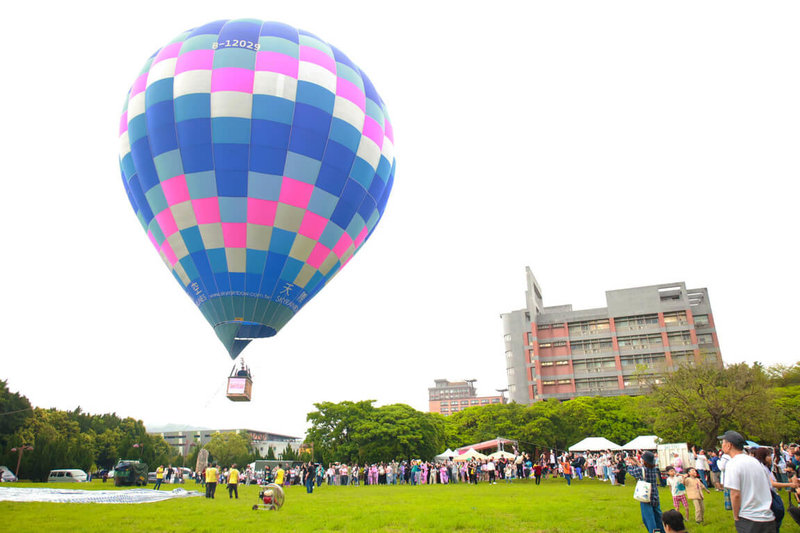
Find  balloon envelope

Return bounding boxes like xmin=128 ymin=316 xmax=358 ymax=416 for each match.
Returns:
xmin=118 ymin=19 xmax=395 ymax=358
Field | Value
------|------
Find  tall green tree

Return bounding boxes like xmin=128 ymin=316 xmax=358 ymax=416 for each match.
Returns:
xmin=0 ymin=380 xmax=32 ymax=448
xmin=646 ymin=362 xmax=775 ymax=449
xmin=204 ymin=432 xmax=250 ymax=467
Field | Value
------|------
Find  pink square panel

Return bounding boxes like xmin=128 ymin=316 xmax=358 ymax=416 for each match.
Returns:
xmin=279 ymin=177 xmax=313 ymax=209
xmin=192 ymin=197 xmax=221 ymax=224
xmin=222 ymin=223 xmax=248 ymax=248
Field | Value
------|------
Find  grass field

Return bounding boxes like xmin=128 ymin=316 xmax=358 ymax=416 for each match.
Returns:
xmin=2 ymin=477 xmax=744 ymax=532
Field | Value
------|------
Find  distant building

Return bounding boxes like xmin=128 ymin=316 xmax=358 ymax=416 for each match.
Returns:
xmin=428 ymin=379 xmax=505 ymax=415
xmin=501 ymin=268 xmax=723 ymax=404
xmin=151 ymin=428 xmax=302 ymax=457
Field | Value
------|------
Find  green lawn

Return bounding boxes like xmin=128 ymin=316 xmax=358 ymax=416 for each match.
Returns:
xmin=1 ymin=477 xmax=744 ymax=532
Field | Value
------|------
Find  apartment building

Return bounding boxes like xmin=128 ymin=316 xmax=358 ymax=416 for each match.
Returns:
xmin=428 ymin=379 xmax=504 ymax=415
xmin=501 ymin=268 xmax=723 ymax=403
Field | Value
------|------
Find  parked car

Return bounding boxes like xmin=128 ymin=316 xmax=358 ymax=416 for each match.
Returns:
xmin=0 ymin=466 xmax=18 ymax=482
xmin=48 ymin=469 xmax=88 ymax=482
xmin=148 ymin=471 xmax=158 ymax=484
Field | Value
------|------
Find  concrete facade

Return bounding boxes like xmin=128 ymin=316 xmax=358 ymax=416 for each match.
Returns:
xmin=152 ymin=428 xmax=303 ymax=457
xmin=428 ymin=379 xmax=504 ymax=415
xmin=501 ymin=268 xmax=723 ymax=404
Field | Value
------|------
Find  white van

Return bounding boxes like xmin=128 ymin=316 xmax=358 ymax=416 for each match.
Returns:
xmin=48 ymin=469 xmax=88 ymax=483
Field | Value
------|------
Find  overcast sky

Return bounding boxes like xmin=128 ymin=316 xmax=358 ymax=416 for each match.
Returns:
xmin=2 ymin=1 xmax=798 ymax=438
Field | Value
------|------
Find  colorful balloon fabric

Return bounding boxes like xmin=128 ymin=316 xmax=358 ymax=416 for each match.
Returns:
xmin=118 ymin=20 xmax=395 ymax=358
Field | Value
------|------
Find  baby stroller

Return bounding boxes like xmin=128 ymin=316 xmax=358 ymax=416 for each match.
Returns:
xmin=253 ymin=483 xmax=285 ymax=511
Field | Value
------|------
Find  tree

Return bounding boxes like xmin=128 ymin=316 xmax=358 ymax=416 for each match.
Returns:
xmin=0 ymin=380 xmax=32 ymax=448
xmin=204 ymin=432 xmax=250 ymax=467
xmin=265 ymin=446 xmax=276 ymax=460
xmin=646 ymin=362 xmax=775 ymax=449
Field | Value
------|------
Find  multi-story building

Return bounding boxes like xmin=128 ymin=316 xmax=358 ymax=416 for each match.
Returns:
xmin=501 ymin=268 xmax=723 ymax=404
xmin=151 ymin=428 xmax=302 ymax=457
xmin=428 ymin=379 xmax=505 ymax=415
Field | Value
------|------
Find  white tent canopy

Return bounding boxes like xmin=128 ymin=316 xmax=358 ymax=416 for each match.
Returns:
xmin=488 ymin=450 xmax=515 ymax=460
xmin=622 ymin=435 xmax=660 ymax=450
xmin=453 ymin=448 xmax=488 ymax=462
xmin=435 ymin=448 xmax=456 ymax=462
xmin=568 ymin=437 xmax=622 ymax=452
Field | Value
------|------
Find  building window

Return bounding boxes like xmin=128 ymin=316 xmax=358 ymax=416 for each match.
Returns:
xmin=571 ymin=339 xmax=613 ymax=355
xmin=504 ymin=334 xmax=511 ymax=341
xmin=471 ymin=400 xmax=479 ymax=405
xmin=480 ymin=399 xmax=489 ymax=404
xmin=537 ymin=324 xmax=551 ymax=330
xmin=557 ymin=379 xmax=571 ymax=385
xmin=568 ymin=319 xmax=611 ymax=336
xmin=615 ymin=314 xmax=659 ymax=331
xmin=574 ymin=357 xmax=617 ymax=373
xmin=542 ymin=380 xmax=556 ymax=386
xmin=617 ymin=334 xmax=663 ymax=352
xmin=575 ymin=377 xmax=618 ymax=392
xmin=693 ymin=314 xmax=710 ymax=327
xmin=667 ymin=332 xmax=693 ymax=347
xmin=555 ymin=360 xmax=569 ymax=366
xmin=540 ymin=361 xmax=554 ymax=367
xmin=663 ymin=311 xmax=688 ymax=326
xmin=527 ymin=332 xmax=534 ymax=344
xmin=620 ymin=353 xmax=666 ymax=368
xmin=696 ymin=333 xmax=714 ymax=345
xmin=552 ymin=341 xmax=567 ymax=347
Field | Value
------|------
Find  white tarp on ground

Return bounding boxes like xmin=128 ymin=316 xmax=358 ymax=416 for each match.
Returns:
xmin=622 ymin=435 xmax=660 ymax=450
xmin=0 ymin=487 xmax=202 ymax=504
xmin=568 ymin=437 xmax=622 ymax=452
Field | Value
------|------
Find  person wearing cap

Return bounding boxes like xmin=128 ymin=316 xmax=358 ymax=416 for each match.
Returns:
xmin=720 ymin=430 xmax=776 ymax=532
xmin=627 ymin=450 xmax=666 ymax=533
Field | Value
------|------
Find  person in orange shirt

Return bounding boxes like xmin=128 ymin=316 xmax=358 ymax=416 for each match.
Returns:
xmin=562 ymin=461 xmax=573 ymax=486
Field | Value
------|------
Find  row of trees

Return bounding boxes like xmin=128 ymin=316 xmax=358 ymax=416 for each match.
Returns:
xmin=0 ymin=381 xmax=294 ymax=481
xmin=304 ymin=361 xmax=800 ymax=463
xmin=3 ymin=361 xmax=797 ymax=477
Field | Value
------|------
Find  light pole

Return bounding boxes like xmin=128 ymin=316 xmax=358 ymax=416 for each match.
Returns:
xmin=465 ymin=378 xmax=477 ymax=397
xmin=496 ymin=388 xmax=508 ymax=404
xmin=10 ymin=445 xmax=33 ymax=479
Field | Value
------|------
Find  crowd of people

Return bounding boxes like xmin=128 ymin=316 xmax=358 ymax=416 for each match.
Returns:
xmin=183 ymin=433 xmax=800 ymax=532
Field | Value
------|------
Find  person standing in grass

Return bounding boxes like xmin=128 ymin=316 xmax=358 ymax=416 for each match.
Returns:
xmin=721 ymin=430 xmax=775 ymax=533
xmin=533 ymin=462 xmax=543 ymax=485
xmin=227 ymin=464 xmax=239 ymax=499
xmin=684 ymin=467 xmax=710 ymax=524
xmin=274 ymin=464 xmax=285 ymax=487
xmin=205 ymin=463 xmax=218 ymax=499
xmin=666 ymin=467 xmax=690 ymax=521
xmin=562 ymin=460 xmax=572 ymax=486
xmin=627 ymin=451 xmax=665 ymax=533
xmin=153 ymin=465 xmax=164 ymax=490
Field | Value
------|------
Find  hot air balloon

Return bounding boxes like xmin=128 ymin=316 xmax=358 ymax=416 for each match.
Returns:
xmin=118 ymin=19 xmax=395 ymax=397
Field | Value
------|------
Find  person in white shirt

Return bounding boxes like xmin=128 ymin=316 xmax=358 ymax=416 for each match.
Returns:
xmin=694 ymin=448 xmax=710 ymax=488
xmin=721 ymin=430 xmax=775 ymax=533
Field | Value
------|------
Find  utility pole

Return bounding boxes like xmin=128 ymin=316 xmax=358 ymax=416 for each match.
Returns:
xmin=10 ymin=445 xmax=33 ymax=479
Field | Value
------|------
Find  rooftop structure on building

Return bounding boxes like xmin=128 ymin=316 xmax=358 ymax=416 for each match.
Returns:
xmin=428 ymin=379 xmax=505 ymax=415
xmin=501 ymin=268 xmax=723 ymax=404
xmin=150 ymin=428 xmax=302 ymax=457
